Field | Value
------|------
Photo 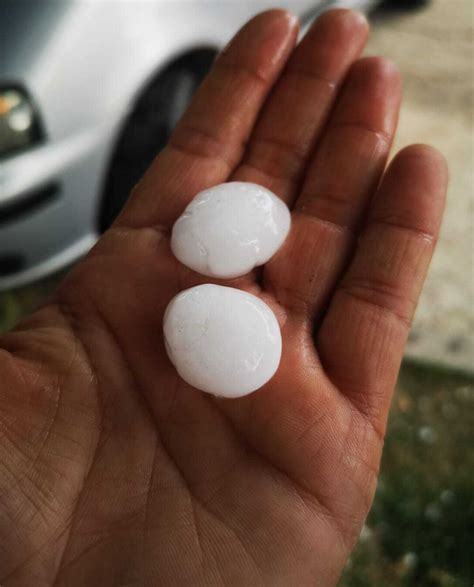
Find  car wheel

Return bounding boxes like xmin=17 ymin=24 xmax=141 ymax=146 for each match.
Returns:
xmin=99 ymin=49 xmax=217 ymax=232
xmin=377 ymin=0 xmax=430 ymax=12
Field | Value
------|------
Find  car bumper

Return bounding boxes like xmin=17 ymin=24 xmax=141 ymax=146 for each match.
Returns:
xmin=0 ymin=125 xmax=113 ymax=290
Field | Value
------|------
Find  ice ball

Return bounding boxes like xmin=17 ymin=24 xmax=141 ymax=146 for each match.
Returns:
xmin=171 ymin=182 xmax=291 ymax=279
xmin=163 ymin=284 xmax=282 ymax=397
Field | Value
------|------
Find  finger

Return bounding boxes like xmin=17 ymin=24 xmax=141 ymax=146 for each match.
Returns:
xmin=265 ymin=57 xmax=402 ymax=318
xmin=117 ymin=9 xmax=299 ymax=229
xmin=231 ymin=9 xmax=369 ymax=203
xmin=317 ymin=145 xmax=448 ymax=431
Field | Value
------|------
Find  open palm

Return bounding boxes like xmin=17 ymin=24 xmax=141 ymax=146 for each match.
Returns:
xmin=0 ymin=9 xmax=447 ymax=586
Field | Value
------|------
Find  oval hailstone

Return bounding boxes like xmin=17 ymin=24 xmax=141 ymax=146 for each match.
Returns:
xmin=171 ymin=182 xmax=291 ymax=279
xmin=163 ymin=284 xmax=282 ymax=398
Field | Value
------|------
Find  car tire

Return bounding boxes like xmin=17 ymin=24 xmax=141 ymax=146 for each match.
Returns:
xmin=99 ymin=49 xmax=217 ymax=232
xmin=377 ymin=0 xmax=430 ymax=11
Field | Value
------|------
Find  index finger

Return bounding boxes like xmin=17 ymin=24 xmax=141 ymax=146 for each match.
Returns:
xmin=117 ymin=9 xmax=299 ymax=229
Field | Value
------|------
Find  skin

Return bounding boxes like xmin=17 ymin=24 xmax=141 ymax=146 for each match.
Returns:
xmin=0 ymin=9 xmax=448 ymax=586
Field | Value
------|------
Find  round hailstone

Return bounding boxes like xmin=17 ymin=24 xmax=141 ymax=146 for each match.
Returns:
xmin=163 ymin=284 xmax=282 ymax=398
xmin=171 ymin=182 xmax=291 ymax=279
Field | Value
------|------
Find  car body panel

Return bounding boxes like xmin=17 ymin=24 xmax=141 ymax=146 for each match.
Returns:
xmin=0 ymin=0 xmax=377 ymax=290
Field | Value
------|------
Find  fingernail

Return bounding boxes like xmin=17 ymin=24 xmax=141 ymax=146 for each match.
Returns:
xmin=263 ymin=10 xmax=300 ymax=65
xmin=351 ymin=10 xmax=369 ymax=29
xmin=320 ymin=8 xmax=369 ymax=30
xmin=338 ymin=9 xmax=369 ymax=32
xmin=217 ymin=9 xmax=299 ymax=65
xmin=283 ymin=10 xmax=300 ymax=31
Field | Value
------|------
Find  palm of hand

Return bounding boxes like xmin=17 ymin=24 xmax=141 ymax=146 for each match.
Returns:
xmin=0 ymin=9 xmax=446 ymax=586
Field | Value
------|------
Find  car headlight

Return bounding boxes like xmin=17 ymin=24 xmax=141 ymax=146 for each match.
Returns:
xmin=0 ymin=88 xmax=42 ymax=158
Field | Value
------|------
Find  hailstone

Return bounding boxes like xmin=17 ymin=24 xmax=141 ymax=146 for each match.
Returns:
xmin=163 ymin=284 xmax=282 ymax=397
xmin=171 ymin=182 xmax=291 ymax=279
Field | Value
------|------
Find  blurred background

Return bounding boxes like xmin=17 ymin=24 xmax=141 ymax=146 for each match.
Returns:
xmin=0 ymin=0 xmax=472 ymax=585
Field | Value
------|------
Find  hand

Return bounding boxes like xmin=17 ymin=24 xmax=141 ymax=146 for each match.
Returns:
xmin=0 ymin=9 xmax=447 ymax=586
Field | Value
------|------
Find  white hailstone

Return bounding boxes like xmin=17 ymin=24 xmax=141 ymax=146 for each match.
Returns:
xmin=402 ymin=552 xmax=418 ymax=571
xmin=171 ymin=182 xmax=291 ymax=279
xmin=359 ymin=525 xmax=372 ymax=543
xmin=418 ymin=425 xmax=437 ymax=444
xmin=163 ymin=284 xmax=282 ymax=398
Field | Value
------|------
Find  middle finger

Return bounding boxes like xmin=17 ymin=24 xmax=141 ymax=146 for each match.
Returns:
xmin=231 ymin=9 xmax=369 ymax=204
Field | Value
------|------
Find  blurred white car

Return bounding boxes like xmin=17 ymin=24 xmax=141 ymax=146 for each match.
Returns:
xmin=0 ymin=0 xmax=378 ymax=290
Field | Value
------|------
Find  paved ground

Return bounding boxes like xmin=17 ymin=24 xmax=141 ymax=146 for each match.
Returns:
xmin=366 ymin=0 xmax=473 ymax=371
